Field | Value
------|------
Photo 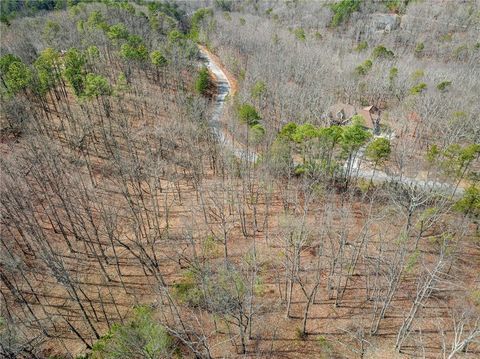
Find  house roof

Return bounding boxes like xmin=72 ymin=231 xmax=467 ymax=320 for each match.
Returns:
xmin=328 ymin=103 xmax=375 ymax=128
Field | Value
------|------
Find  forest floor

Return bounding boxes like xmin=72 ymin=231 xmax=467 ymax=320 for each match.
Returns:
xmin=2 ymin=42 xmax=478 ymax=359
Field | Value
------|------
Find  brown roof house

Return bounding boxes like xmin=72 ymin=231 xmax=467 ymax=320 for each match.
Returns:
xmin=327 ymin=103 xmax=381 ymax=135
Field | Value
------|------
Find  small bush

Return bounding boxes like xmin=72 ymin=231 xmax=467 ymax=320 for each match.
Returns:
xmin=372 ymin=45 xmax=394 ymax=59
xmin=355 ymin=59 xmax=372 ymax=75
xmin=330 ymin=0 xmax=360 ymax=27
xmin=389 ymin=67 xmax=398 ymax=82
xmin=354 ymin=40 xmax=368 ymax=52
xmin=386 ymin=0 xmax=404 ymax=13
xmin=167 ymin=29 xmax=184 ymax=44
xmin=107 ymin=23 xmax=129 ymax=41
xmin=294 ymin=164 xmax=307 ymax=176
xmin=291 ymin=123 xmax=319 ymax=143
xmin=357 ymin=178 xmax=373 ymax=193
xmin=84 ymin=73 xmax=112 ymax=98
xmin=366 ymin=137 xmax=391 ymax=164
xmin=173 ymin=270 xmax=204 ymax=306
xmin=410 ymin=82 xmax=427 ymax=95
xmin=202 ymin=235 xmax=220 ymax=257
xmin=120 ymin=41 xmax=148 ymax=61
xmin=91 ymin=306 xmax=174 ymax=358
xmin=350 ymin=114 xmax=366 ymax=127
xmin=237 ymin=103 xmax=261 ymax=126
xmin=436 ymin=80 xmax=452 ymax=92
xmin=195 ymin=66 xmax=210 ymax=94
xmin=293 ymin=27 xmax=306 ymax=41
xmin=239 ymin=69 xmax=246 ymax=80
xmin=251 ymin=123 xmax=266 ymax=142
xmin=278 ymin=122 xmax=298 ymax=141
xmin=150 ymin=50 xmax=167 ymax=67
xmin=414 ymin=42 xmax=424 ymax=57
xmin=454 ymin=185 xmax=480 ymax=218
xmin=251 ymin=80 xmax=266 ymax=98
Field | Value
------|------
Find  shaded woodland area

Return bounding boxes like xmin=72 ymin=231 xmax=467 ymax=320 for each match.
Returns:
xmin=0 ymin=1 xmax=479 ymax=358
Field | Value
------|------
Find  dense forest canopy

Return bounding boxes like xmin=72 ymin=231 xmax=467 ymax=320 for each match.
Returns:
xmin=0 ymin=1 xmax=479 ymax=358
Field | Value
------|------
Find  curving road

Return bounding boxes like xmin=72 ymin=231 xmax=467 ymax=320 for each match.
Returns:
xmin=199 ymin=48 xmax=463 ymax=197
xmin=345 ymin=141 xmax=463 ymax=196
xmin=199 ymin=48 xmax=258 ymax=163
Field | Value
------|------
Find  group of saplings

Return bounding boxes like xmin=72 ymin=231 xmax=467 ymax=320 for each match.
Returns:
xmin=173 ymin=265 xmax=253 ymax=355
xmin=270 ymin=115 xmax=390 ymax=185
xmin=355 ymin=45 xmax=394 ymax=76
xmin=236 ymin=103 xmax=265 ymax=142
xmin=0 ymin=47 xmax=114 ymax=105
xmin=89 ymin=306 xmax=178 ymax=359
xmin=0 ymin=7 xmax=180 ymax=127
xmin=356 ymin=43 xmax=455 ymax=97
xmin=1 ymin=3 xmax=211 ymax=359
xmin=272 ymin=115 xmax=479 ymax=199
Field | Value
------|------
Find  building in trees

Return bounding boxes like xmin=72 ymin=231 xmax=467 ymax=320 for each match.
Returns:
xmin=327 ymin=103 xmax=382 ymax=134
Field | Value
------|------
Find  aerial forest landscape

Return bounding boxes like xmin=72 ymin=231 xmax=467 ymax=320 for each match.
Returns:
xmin=0 ymin=0 xmax=479 ymax=358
